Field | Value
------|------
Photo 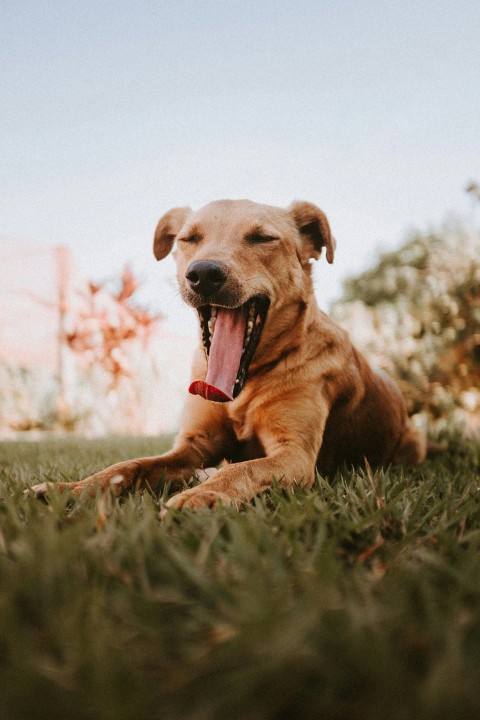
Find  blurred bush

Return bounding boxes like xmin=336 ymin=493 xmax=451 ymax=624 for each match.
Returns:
xmin=0 ymin=363 xmax=61 ymax=432
xmin=332 ymin=222 xmax=480 ymax=436
xmin=0 ymin=267 xmax=190 ymax=436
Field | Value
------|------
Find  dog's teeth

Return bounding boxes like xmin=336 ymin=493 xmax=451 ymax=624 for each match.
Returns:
xmin=242 ymin=315 xmax=255 ymax=347
xmin=208 ymin=317 xmax=216 ymax=337
xmin=211 ymin=307 xmax=217 ymax=319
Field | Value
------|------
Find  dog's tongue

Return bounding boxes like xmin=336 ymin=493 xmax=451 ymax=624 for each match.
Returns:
xmin=189 ymin=307 xmax=246 ymax=402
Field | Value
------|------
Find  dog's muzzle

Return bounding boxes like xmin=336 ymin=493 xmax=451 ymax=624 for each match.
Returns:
xmin=185 ymin=261 xmax=228 ymax=298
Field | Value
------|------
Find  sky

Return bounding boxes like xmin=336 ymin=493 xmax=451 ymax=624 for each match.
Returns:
xmin=2 ymin=0 xmax=479 ymax=335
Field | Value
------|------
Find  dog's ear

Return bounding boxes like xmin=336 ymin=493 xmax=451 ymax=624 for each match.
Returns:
xmin=288 ymin=201 xmax=335 ymax=264
xmin=153 ymin=207 xmax=191 ymax=260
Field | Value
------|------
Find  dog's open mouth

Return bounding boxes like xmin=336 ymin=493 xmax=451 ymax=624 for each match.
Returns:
xmin=189 ymin=296 xmax=270 ymax=402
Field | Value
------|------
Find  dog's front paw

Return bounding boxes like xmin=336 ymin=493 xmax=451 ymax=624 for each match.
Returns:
xmin=165 ymin=486 xmax=235 ymax=511
xmin=26 ymin=469 xmax=125 ymax=501
xmin=25 ymin=482 xmax=55 ymax=500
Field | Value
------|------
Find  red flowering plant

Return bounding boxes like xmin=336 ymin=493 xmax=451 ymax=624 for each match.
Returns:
xmin=66 ymin=267 xmax=162 ymax=387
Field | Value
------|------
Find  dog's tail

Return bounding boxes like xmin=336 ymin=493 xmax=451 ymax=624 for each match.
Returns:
xmin=393 ymin=427 xmax=447 ymax=465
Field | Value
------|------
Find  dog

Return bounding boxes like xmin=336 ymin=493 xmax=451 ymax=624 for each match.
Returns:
xmin=31 ymin=199 xmax=428 ymax=509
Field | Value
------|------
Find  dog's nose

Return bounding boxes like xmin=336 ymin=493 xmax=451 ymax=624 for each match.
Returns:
xmin=185 ymin=261 xmax=228 ymax=296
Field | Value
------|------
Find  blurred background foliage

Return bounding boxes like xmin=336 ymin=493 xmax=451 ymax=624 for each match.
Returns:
xmin=332 ymin=220 xmax=480 ymax=436
xmin=1 ymin=188 xmax=479 ymax=439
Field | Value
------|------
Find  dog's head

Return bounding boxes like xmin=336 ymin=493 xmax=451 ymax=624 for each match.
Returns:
xmin=154 ymin=199 xmax=335 ymax=402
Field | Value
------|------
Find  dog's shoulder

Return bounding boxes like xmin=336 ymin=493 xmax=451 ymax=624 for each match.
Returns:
xmin=302 ymin=306 xmax=353 ymax=364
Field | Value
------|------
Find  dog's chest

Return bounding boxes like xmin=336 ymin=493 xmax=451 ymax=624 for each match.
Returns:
xmin=227 ymin=403 xmax=265 ymax=461
xmin=227 ymin=400 xmax=255 ymax=443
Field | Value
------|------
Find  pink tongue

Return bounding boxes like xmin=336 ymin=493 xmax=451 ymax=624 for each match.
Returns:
xmin=189 ymin=307 xmax=246 ymax=402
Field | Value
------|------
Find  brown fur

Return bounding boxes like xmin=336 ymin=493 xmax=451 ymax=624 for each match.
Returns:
xmin=31 ymin=199 xmax=427 ymax=508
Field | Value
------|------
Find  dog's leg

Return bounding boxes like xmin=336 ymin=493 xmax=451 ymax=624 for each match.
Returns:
xmin=29 ymin=445 xmax=202 ymax=498
xmin=29 ymin=397 xmax=233 ymax=498
xmin=165 ymin=404 xmax=327 ymax=509
xmin=165 ymin=449 xmax=316 ymax=509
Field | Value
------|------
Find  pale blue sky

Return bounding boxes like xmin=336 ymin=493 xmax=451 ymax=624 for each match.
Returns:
xmin=2 ymin=0 xmax=479 ymax=333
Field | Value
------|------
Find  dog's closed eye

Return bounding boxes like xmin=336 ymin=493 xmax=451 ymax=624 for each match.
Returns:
xmin=179 ymin=233 xmax=202 ymax=245
xmin=245 ymin=232 xmax=279 ymax=245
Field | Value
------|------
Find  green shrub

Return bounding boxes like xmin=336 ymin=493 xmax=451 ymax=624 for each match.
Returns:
xmin=332 ymin=223 xmax=480 ymax=435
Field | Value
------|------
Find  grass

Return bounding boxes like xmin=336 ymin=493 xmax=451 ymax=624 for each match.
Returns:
xmin=1 ymin=436 xmax=480 ymax=720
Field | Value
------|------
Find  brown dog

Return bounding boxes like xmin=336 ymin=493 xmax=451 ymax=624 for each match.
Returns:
xmin=31 ymin=199 xmax=427 ymax=508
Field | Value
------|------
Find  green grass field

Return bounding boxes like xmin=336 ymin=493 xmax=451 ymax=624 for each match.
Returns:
xmin=1 ymin=436 xmax=480 ymax=720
